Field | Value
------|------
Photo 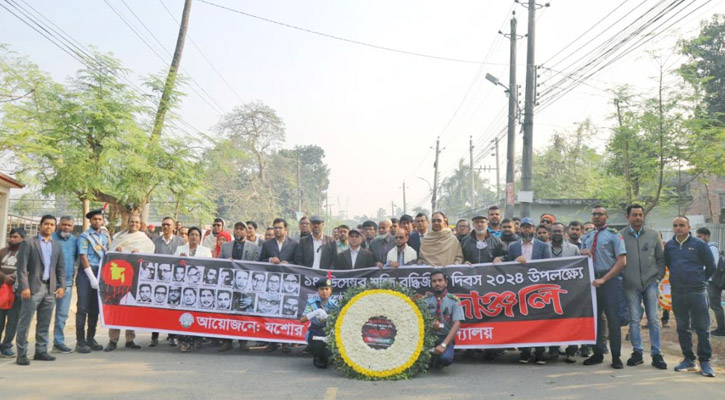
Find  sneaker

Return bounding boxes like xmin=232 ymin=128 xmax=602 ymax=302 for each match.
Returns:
xmin=711 ymin=329 xmax=725 ymax=337
xmin=534 ymin=355 xmax=546 ymax=365
xmin=565 ymin=354 xmax=577 ymax=364
xmin=33 ymin=352 xmax=56 ymax=361
xmin=518 ymin=352 xmax=531 ymax=364
xmin=583 ymin=355 xmax=604 ymax=366
xmin=611 ymin=357 xmax=623 ymax=369
xmin=125 ymin=341 xmax=141 ymax=349
xmin=16 ymin=356 xmax=30 ymax=366
xmin=651 ymin=354 xmax=667 ymax=370
xmin=53 ymin=343 xmax=73 ymax=354
xmin=87 ymin=339 xmax=103 ymax=351
xmin=700 ymin=362 xmax=716 ymax=377
xmin=149 ymin=338 xmax=159 ymax=347
xmin=104 ymin=341 xmax=117 ymax=352
xmin=1 ymin=347 xmax=15 ymax=357
xmin=579 ymin=346 xmax=591 ymax=357
xmin=75 ymin=343 xmax=91 ymax=354
xmin=674 ymin=359 xmax=697 ymax=372
xmin=626 ymin=351 xmax=643 ymax=366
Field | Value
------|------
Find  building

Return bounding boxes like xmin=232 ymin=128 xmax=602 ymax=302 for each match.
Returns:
xmin=0 ymin=172 xmax=25 ymax=245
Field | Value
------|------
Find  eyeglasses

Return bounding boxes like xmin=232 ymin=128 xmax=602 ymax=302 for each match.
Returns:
xmin=162 ymin=223 xmax=172 ymax=227
xmin=395 ymin=236 xmax=406 ymax=239
xmin=673 ymin=223 xmax=687 ymax=227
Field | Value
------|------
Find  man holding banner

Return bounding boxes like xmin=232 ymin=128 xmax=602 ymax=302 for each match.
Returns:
xmin=75 ymin=208 xmax=107 ymax=354
xmin=581 ymin=205 xmax=627 ymax=369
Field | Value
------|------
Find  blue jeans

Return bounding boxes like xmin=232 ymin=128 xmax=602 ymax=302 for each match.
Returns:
xmin=595 ymin=277 xmax=622 ymax=358
xmin=624 ymin=283 xmax=661 ymax=355
xmin=15 ymin=284 xmax=55 ymax=358
xmin=53 ymin=286 xmax=73 ymax=346
xmin=672 ymin=288 xmax=711 ymax=362
xmin=433 ymin=334 xmax=455 ymax=366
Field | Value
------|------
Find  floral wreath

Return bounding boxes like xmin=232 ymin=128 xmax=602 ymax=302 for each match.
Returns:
xmin=326 ymin=283 xmax=437 ymax=380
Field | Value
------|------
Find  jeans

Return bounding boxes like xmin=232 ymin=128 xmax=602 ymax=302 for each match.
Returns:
xmin=15 ymin=284 xmax=55 ymax=358
xmin=672 ymin=288 xmax=712 ymax=362
xmin=0 ymin=289 xmax=21 ymax=350
xmin=433 ymin=334 xmax=455 ymax=366
xmin=707 ymin=282 xmax=724 ymax=331
xmin=624 ymin=282 xmax=661 ymax=355
xmin=76 ymin=269 xmax=99 ymax=343
xmin=595 ymin=277 xmax=622 ymax=358
xmin=53 ymin=286 xmax=73 ymax=346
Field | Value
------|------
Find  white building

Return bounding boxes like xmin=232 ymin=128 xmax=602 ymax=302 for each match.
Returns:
xmin=0 ymin=172 xmax=24 ymax=245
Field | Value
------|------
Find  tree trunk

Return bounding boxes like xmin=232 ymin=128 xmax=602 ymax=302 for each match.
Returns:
xmin=615 ymin=99 xmax=632 ymax=204
xmin=82 ymin=198 xmax=90 ymax=231
xmin=644 ymin=66 xmax=666 ymax=217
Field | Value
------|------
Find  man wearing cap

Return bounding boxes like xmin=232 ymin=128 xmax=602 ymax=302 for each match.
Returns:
xmin=334 ymin=229 xmax=377 ymax=270
xmin=506 ymin=216 xmax=552 ymax=364
xmin=295 ymin=216 xmax=337 ymax=269
xmin=300 ymin=276 xmax=338 ymax=368
xmin=540 ymin=214 xmax=556 ymax=230
xmin=75 ymin=208 xmax=108 ymax=354
xmin=581 ymin=205 xmax=627 ymax=369
xmin=462 ymin=215 xmax=506 ymax=265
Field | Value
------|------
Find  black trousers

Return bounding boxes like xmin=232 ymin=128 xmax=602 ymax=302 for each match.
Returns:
xmin=76 ymin=269 xmax=99 ymax=343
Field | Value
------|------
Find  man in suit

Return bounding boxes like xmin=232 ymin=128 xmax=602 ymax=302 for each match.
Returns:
xmin=408 ymin=213 xmax=429 ymax=254
xmin=259 ymin=218 xmax=298 ymax=264
xmin=15 ymin=214 xmax=66 ymax=366
xmin=505 ymin=216 xmax=552 ymax=365
xmin=295 ymin=216 xmax=337 ymax=269
xmin=334 ymin=229 xmax=377 ymax=270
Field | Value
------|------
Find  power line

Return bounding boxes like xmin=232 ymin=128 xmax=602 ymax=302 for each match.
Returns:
xmin=197 ymin=0 xmax=505 ymax=65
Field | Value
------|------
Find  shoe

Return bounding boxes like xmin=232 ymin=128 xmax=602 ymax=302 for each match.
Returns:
xmin=16 ymin=356 xmax=30 ymax=366
xmin=700 ymin=362 xmax=716 ymax=377
xmin=169 ymin=338 xmax=178 ymax=347
xmin=674 ymin=359 xmax=697 ymax=372
xmin=313 ymin=356 xmax=328 ymax=369
xmin=565 ymin=354 xmax=577 ymax=364
xmin=33 ymin=352 xmax=56 ymax=361
xmin=652 ymin=354 xmax=667 ymax=370
xmin=1 ymin=347 xmax=15 ymax=357
xmin=149 ymin=338 xmax=159 ymax=347
xmin=548 ymin=350 xmax=560 ymax=361
xmin=125 ymin=341 xmax=141 ymax=349
xmin=87 ymin=339 xmax=103 ymax=351
xmin=711 ymin=329 xmax=725 ymax=337
xmin=518 ymin=352 xmax=531 ymax=364
xmin=611 ymin=357 xmax=623 ymax=369
xmin=53 ymin=344 xmax=73 ymax=354
xmin=627 ymin=351 xmax=643 ymax=366
xmin=583 ymin=355 xmax=604 ymax=366
xmin=265 ymin=343 xmax=279 ymax=352
xmin=104 ymin=341 xmax=117 ymax=352
xmin=281 ymin=343 xmax=291 ymax=353
xmin=218 ymin=341 xmax=233 ymax=352
xmin=75 ymin=343 xmax=91 ymax=354
xmin=579 ymin=346 xmax=591 ymax=357
xmin=535 ymin=356 xmax=546 ymax=365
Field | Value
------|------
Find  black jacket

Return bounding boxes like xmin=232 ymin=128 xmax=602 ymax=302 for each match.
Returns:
xmin=294 ymin=234 xmax=337 ymax=269
xmin=333 ymin=248 xmax=377 ymax=270
xmin=259 ymin=237 xmax=299 ymax=263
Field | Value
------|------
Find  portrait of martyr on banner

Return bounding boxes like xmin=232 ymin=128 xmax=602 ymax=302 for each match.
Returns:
xmin=282 ymin=274 xmax=300 ymax=295
xmin=219 ymin=268 xmax=234 ymax=287
xmin=281 ymin=296 xmax=300 ymax=317
xmin=156 ymin=263 xmax=172 ymax=282
xmin=137 ymin=283 xmax=152 ymax=304
xmin=203 ymin=267 xmax=219 ymax=286
xmin=199 ymin=288 xmax=216 ymax=309
xmin=173 ymin=265 xmax=186 ymax=283
xmin=186 ymin=266 xmax=202 ymax=284
xmin=182 ymin=287 xmax=198 ymax=308
xmin=168 ymin=286 xmax=182 ymax=306
xmin=255 ymin=293 xmax=282 ymax=315
xmin=252 ymin=271 xmax=267 ymax=292
xmin=233 ymin=292 xmax=255 ymax=313
xmin=153 ymin=285 xmax=168 ymax=305
xmin=216 ymin=290 xmax=232 ymax=311
xmin=266 ymin=273 xmax=282 ymax=293
xmin=140 ymin=263 xmax=155 ymax=280
xmin=233 ymin=270 xmax=250 ymax=291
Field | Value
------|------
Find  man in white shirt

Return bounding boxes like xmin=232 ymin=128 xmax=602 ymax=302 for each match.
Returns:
xmin=386 ymin=228 xmax=417 ymax=268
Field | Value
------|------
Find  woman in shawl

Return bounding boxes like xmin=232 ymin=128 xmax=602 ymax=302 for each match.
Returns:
xmin=214 ymin=231 xmax=232 ymax=258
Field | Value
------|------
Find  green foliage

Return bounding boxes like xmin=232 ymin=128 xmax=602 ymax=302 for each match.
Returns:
xmin=326 ymin=282 xmax=436 ymax=380
xmin=437 ymin=158 xmax=496 ymax=217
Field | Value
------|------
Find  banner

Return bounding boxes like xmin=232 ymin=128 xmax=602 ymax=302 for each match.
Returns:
xmin=99 ymin=253 xmax=596 ymax=348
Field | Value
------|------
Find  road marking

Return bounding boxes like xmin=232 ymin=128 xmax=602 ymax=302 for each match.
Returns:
xmin=324 ymin=387 xmax=338 ymax=400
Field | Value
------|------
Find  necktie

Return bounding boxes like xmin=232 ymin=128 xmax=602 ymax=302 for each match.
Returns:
xmin=591 ymin=226 xmax=607 ymax=263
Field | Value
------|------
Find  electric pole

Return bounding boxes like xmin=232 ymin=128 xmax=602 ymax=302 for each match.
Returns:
xmin=391 ymin=201 xmax=395 ymax=217
xmin=521 ymin=0 xmax=541 ymax=218
xmin=469 ymin=136 xmax=475 ymax=213
xmin=504 ymin=12 xmax=520 ymax=219
xmin=493 ymin=138 xmax=501 ymax=202
xmin=402 ymin=181 xmax=407 ymax=215
xmin=431 ymin=137 xmax=441 ymax=213
xmin=296 ymin=158 xmax=302 ymax=212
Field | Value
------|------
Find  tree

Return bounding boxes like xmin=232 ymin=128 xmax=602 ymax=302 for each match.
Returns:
xmin=436 ymin=158 xmax=495 ymax=218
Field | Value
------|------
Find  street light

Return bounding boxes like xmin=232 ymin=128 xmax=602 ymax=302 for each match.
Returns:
xmin=486 ymin=71 xmax=517 ymax=219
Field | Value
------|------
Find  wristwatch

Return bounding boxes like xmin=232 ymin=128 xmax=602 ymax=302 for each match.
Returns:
xmin=440 ymin=343 xmax=447 ymax=349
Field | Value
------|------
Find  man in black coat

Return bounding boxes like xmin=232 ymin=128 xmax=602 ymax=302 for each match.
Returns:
xmin=259 ymin=218 xmax=299 ymax=264
xmin=334 ymin=229 xmax=377 ymax=270
xmin=295 ymin=216 xmax=337 ymax=269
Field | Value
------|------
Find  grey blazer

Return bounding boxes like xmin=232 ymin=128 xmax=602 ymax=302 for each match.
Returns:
xmin=16 ymin=236 xmax=66 ymax=294
xmin=219 ymin=240 xmax=259 ymax=261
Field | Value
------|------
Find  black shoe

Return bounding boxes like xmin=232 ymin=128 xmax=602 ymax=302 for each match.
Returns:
xmin=579 ymin=346 xmax=591 ymax=357
xmin=53 ymin=343 xmax=73 ymax=354
xmin=711 ymin=329 xmax=725 ymax=337
xmin=87 ymin=339 xmax=103 ymax=351
xmin=652 ymin=354 xmax=667 ymax=370
xmin=627 ymin=351 xmax=643 ymax=366
xmin=535 ymin=355 xmax=547 ymax=365
xmin=125 ymin=341 xmax=141 ymax=349
xmin=518 ymin=352 xmax=531 ymax=364
xmin=33 ymin=352 xmax=56 ymax=361
xmin=169 ymin=337 xmax=178 ymax=347
xmin=583 ymin=355 xmax=603 ymax=365
xmin=16 ymin=356 xmax=30 ymax=366
xmin=104 ymin=341 xmax=117 ymax=352
xmin=149 ymin=338 xmax=159 ymax=347
xmin=611 ymin=357 xmax=623 ymax=369
xmin=75 ymin=343 xmax=91 ymax=354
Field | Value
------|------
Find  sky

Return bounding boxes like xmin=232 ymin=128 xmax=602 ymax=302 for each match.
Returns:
xmin=2 ymin=0 xmax=724 ymax=218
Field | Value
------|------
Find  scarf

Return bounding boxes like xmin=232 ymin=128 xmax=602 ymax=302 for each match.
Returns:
xmin=110 ymin=230 xmax=155 ymax=254
xmin=215 ymin=231 xmax=232 ymax=257
xmin=418 ymin=228 xmax=464 ymax=266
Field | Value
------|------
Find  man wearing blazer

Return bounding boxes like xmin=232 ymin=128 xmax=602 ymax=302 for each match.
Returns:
xmin=259 ymin=218 xmax=298 ymax=264
xmin=334 ymin=229 xmax=377 ymax=270
xmin=505 ymin=217 xmax=552 ymax=365
xmin=15 ymin=215 xmax=66 ymax=366
xmin=295 ymin=216 xmax=337 ymax=269
xmin=219 ymin=222 xmax=260 ymax=261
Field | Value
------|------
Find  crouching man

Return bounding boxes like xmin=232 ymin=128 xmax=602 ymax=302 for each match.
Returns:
xmin=300 ymin=277 xmax=338 ymax=368
xmin=425 ymin=270 xmax=463 ymax=369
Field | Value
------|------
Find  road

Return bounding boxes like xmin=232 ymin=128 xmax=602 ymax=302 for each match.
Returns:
xmin=1 ymin=331 xmax=723 ymax=400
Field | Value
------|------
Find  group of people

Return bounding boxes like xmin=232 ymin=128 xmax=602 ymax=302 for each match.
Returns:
xmin=0 ymin=204 xmax=721 ymax=378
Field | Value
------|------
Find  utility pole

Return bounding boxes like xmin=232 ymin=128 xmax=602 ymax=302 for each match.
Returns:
xmin=432 ymin=137 xmax=441 ymax=213
xmin=391 ymin=201 xmax=395 ymax=217
xmin=520 ymin=0 xmax=541 ymax=218
xmin=469 ymin=136 xmax=475 ymax=213
xmin=402 ymin=181 xmax=407 ymax=215
xmin=493 ymin=138 xmax=501 ymax=201
xmin=504 ymin=12 xmax=519 ymax=219
xmin=296 ymin=158 xmax=302 ymax=212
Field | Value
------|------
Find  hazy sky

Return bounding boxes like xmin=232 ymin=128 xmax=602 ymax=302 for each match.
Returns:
xmin=2 ymin=0 xmax=724 ymax=218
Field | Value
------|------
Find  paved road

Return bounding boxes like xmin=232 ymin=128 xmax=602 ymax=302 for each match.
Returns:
xmin=1 ymin=332 xmax=723 ymax=400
